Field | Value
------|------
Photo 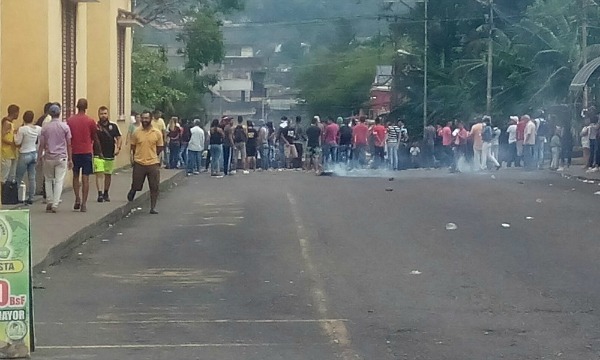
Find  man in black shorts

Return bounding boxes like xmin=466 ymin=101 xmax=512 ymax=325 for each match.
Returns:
xmin=66 ymin=99 xmax=101 ymax=212
xmin=246 ymin=121 xmax=258 ymax=171
xmin=306 ymin=117 xmax=322 ymax=174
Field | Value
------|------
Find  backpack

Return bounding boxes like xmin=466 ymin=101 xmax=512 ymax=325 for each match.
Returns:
xmin=233 ymin=125 xmax=247 ymax=143
xmin=537 ymin=119 xmax=549 ymax=138
xmin=482 ymin=125 xmax=493 ymax=142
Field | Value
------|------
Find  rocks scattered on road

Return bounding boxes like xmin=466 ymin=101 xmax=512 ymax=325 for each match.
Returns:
xmin=445 ymin=223 xmax=458 ymax=230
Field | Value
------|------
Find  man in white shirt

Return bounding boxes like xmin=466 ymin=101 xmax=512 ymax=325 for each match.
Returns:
xmin=506 ymin=116 xmax=518 ymax=167
xmin=186 ymin=119 xmax=205 ymax=175
xmin=523 ymin=115 xmax=537 ymax=170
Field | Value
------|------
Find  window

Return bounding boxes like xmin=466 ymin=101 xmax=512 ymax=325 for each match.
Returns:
xmin=117 ymin=26 xmax=126 ymax=118
xmin=61 ymin=0 xmax=77 ymax=119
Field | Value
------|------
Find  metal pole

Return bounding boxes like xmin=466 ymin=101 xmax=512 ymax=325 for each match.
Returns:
xmin=423 ymin=0 xmax=428 ymax=132
xmin=582 ymin=0 xmax=589 ymax=108
xmin=486 ymin=0 xmax=494 ymax=116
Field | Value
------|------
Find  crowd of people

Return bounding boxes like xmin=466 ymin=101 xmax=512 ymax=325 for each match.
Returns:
xmin=154 ymin=110 xmax=599 ymax=177
xmin=4 ymin=100 xmax=597 ymax=214
xmin=0 ymin=100 xmax=163 ymax=213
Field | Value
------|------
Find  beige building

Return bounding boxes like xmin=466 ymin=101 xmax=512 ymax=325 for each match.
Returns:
xmin=0 ymin=0 xmax=140 ymax=168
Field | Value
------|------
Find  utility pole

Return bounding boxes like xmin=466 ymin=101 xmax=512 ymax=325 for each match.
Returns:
xmin=486 ymin=0 xmax=494 ymax=116
xmin=582 ymin=0 xmax=589 ymax=108
xmin=423 ymin=0 xmax=428 ymax=132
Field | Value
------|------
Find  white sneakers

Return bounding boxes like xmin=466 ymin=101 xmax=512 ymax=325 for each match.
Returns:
xmin=243 ymin=170 xmax=250 ymax=175
xmin=586 ymin=167 xmax=598 ymax=173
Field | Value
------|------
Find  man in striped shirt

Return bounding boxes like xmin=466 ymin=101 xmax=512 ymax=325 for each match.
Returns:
xmin=386 ymin=121 xmax=401 ymax=170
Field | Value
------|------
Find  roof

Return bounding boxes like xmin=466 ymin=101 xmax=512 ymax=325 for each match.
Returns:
xmin=374 ymin=65 xmax=393 ymax=86
xmin=570 ymin=56 xmax=600 ymax=93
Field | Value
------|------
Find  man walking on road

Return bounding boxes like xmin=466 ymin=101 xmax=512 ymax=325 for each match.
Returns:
xmin=38 ymin=104 xmax=72 ymax=213
xmin=128 ymin=110 xmax=164 ymax=214
xmin=67 ymin=98 xmax=100 ymax=213
xmin=94 ymin=106 xmax=122 ymax=203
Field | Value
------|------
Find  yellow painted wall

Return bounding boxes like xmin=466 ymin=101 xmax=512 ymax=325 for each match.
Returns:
xmin=0 ymin=0 xmax=133 ymax=169
xmin=0 ymin=0 xmax=54 ymax=123
xmin=86 ymin=0 xmax=132 ymax=168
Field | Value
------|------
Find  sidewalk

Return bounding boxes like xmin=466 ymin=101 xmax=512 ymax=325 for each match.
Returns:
xmin=5 ymin=168 xmax=185 ymax=271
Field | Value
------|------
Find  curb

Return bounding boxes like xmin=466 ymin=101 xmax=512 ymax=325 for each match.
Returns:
xmin=32 ymin=170 xmax=186 ymax=273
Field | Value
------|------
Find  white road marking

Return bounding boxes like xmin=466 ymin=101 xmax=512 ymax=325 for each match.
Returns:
xmin=38 ymin=343 xmax=322 ymax=350
xmin=287 ymin=193 xmax=362 ymax=360
xmin=37 ymin=319 xmax=349 ymax=325
xmin=176 ymin=223 xmax=237 ymax=227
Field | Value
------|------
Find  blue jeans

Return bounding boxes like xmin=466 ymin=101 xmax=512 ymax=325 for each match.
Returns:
xmin=323 ymin=143 xmax=338 ymax=165
xmin=352 ymin=145 xmax=367 ymax=168
xmin=524 ymin=144 xmax=535 ymax=170
xmin=180 ymin=144 xmax=188 ymax=168
xmin=260 ymin=144 xmax=270 ymax=170
xmin=338 ymin=145 xmax=350 ymax=164
xmin=222 ymin=145 xmax=232 ymax=174
xmin=15 ymin=151 xmax=37 ymax=201
xmin=168 ymin=143 xmax=181 ymax=169
xmin=210 ymin=145 xmax=223 ymax=174
xmin=534 ymin=138 xmax=545 ymax=168
xmin=387 ymin=143 xmax=399 ymax=169
xmin=187 ymin=150 xmax=201 ymax=173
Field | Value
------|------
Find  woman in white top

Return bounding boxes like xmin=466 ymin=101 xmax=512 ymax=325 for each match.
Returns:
xmin=15 ymin=111 xmax=42 ymax=204
xmin=581 ymin=118 xmax=591 ymax=169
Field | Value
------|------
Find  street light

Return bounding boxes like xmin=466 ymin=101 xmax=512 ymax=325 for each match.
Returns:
xmin=416 ymin=0 xmax=428 ymax=132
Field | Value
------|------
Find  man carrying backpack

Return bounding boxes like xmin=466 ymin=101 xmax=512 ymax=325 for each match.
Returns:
xmin=232 ymin=115 xmax=248 ymax=174
xmin=481 ymin=116 xmax=501 ymax=171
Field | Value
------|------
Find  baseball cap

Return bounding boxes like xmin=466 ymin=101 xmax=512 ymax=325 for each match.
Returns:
xmin=49 ymin=104 xmax=61 ymax=117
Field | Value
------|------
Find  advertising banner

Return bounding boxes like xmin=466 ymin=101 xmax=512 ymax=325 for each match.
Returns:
xmin=0 ymin=211 xmax=32 ymax=358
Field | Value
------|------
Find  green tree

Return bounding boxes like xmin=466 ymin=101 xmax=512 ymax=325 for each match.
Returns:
xmin=177 ymin=11 xmax=225 ymax=72
xmin=296 ymin=45 xmax=396 ymax=116
xmin=132 ymin=46 xmax=187 ymax=109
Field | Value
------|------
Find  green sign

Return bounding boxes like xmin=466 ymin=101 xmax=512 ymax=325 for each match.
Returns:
xmin=0 ymin=211 xmax=33 ymax=358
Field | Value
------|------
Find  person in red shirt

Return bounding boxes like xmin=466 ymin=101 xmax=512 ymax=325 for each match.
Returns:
xmin=352 ymin=116 xmax=369 ymax=168
xmin=323 ymin=117 xmax=340 ymax=165
xmin=371 ymin=117 xmax=387 ymax=169
xmin=67 ymin=98 xmax=101 ymax=212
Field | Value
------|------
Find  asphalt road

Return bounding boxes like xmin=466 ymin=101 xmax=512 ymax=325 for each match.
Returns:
xmin=32 ymin=168 xmax=600 ymax=359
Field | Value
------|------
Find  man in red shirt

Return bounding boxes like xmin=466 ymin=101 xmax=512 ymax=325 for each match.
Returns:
xmin=323 ymin=117 xmax=340 ymax=165
xmin=371 ymin=117 xmax=387 ymax=168
xmin=352 ymin=116 xmax=369 ymax=168
xmin=67 ymin=98 xmax=101 ymax=212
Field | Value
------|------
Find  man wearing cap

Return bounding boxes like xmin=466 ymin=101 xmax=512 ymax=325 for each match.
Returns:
xmin=38 ymin=104 xmax=72 ymax=213
xmin=67 ymin=98 xmax=101 ymax=213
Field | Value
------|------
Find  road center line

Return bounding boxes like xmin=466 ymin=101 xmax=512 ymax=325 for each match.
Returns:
xmin=37 ymin=319 xmax=349 ymax=325
xmin=176 ymin=223 xmax=237 ymax=227
xmin=38 ymin=343 xmax=327 ymax=350
xmin=287 ymin=193 xmax=362 ymax=360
